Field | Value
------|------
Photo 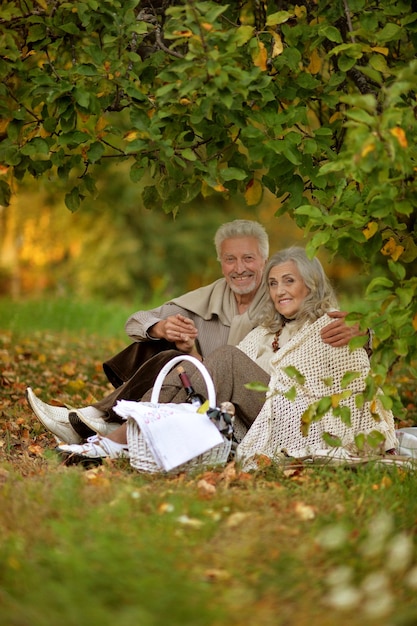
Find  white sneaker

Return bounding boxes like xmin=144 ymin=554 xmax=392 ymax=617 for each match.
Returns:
xmin=57 ymin=435 xmax=129 ymax=462
xmin=69 ymin=408 xmax=120 ymax=437
xmin=26 ymin=387 xmax=82 ymax=444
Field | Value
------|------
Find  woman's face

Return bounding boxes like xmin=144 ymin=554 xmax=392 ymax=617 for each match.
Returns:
xmin=267 ymin=260 xmax=310 ymax=318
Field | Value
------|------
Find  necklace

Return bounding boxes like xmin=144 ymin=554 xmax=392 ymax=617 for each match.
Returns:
xmin=272 ymin=317 xmax=292 ymax=352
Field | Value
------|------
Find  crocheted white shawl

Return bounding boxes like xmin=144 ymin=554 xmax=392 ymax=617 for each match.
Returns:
xmin=236 ymin=314 xmax=397 ymax=469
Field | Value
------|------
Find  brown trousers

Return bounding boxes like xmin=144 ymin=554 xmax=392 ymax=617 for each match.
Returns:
xmin=96 ymin=345 xmax=269 ymax=429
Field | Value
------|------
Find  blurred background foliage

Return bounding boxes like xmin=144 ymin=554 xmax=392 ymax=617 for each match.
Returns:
xmin=0 ymin=164 xmax=364 ymax=307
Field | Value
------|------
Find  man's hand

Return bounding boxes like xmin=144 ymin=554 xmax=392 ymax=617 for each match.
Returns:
xmin=174 ymin=335 xmax=202 ymax=360
xmin=321 ymin=310 xmax=362 ymax=347
xmin=148 ymin=313 xmax=198 ymax=343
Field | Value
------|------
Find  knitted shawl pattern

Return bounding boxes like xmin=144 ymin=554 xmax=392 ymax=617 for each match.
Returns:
xmin=236 ymin=315 xmax=397 ymax=469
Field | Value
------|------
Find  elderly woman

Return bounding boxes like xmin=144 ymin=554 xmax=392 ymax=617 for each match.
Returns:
xmin=235 ymin=247 xmax=396 ymax=468
xmin=54 ymin=247 xmax=397 ymax=467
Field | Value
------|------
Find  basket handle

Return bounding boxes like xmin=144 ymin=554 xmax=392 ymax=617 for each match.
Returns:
xmin=150 ymin=355 xmax=216 ymax=407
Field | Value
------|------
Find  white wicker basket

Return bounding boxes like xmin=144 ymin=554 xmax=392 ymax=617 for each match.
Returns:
xmin=126 ymin=355 xmax=232 ymax=474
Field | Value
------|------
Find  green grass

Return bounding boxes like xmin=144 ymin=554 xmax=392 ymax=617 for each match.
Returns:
xmin=1 ymin=298 xmax=417 ymax=626
xmin=1 ymin=462 xmax=417 ymax=626
xmin=0 ymin=296 xmax=135 ymax=338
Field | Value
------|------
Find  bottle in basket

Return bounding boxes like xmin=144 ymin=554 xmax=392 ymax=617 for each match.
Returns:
xmin=176 ymin=366 xmax=206 ymax=408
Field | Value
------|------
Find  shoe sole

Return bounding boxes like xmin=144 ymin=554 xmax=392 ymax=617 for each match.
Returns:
xmin=55 ymin=448 xmax=103 ymax=468
xmin=25 ymin=388 xmax=83 ymax=445
xmin=68 ymin=411 xmax=96 ymax=439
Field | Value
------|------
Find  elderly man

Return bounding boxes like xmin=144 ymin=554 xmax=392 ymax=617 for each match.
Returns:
xmin=26 ymin=219 xmax=357 ymax=443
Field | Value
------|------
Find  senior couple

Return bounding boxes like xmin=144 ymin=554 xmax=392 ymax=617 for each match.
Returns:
xmin=26 ymin=220 xmax=398 ymax=467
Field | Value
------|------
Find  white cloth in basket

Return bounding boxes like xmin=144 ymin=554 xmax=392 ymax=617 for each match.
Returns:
xmin=115 ymin=399 xmax=223 ymax=471
xmin=114 ymin=355 xmax=231 ymax=473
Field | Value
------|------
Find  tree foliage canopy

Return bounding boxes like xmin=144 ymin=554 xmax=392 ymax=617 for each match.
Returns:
xmin=1 ymin=0 xmax=417 ymax=415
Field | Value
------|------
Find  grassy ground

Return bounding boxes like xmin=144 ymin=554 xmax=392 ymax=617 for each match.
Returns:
xmin=1 ymin=298 xmax=417 ymax=626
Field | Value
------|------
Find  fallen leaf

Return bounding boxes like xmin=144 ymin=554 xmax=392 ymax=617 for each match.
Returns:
xmin=225 ymin=511 xmax=252 ymax=528
xmin=197 ymin=479 xmax=216 ymax=496
xmin=294 ymin=502 xmax=316 ymax=520
xmin=204 ymin=568 xmax=231 ymax=582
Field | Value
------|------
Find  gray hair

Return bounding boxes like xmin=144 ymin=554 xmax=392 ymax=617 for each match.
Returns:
xmin=214 ymin=220 xmax=269 ymax=261
xmin=259 ymin=247 xmax=338 ymax=332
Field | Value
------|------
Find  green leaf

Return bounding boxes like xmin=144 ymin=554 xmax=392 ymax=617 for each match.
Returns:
xmin=282 ymin=366 xmax=305 ymax=385
xmin=65 ymin=187 xmax=81 ymax=212
xmin=365 ymin=277 xmax=394 ymax=295
xmin=294 ymin=205 xmax=324 ymax=220
xmin=142 ymin=185 xmax=159 ymax=210
xmin=376 ymin=23 xmax=403 ymax=43
xmin=365 ymin=430 xmax=386 ymax=449
xmin=59 ymin=22 xmax=80 ymax=35
xmin=394 ymin=338 xmax=409 ymax=357
xmin=0 ymin=180 xmax=11 ymax=206
xmin=348 ymin=335 xmax=368 ymax=351
xmin=20 ymin=138 xmax=50 ymax=156
xmin=180 ymin=148 xmax=197 ymax=162
xmin=244 ymin=381 xmax=269 ymax=392
xmin=301 ymin=402 xmax=318 ymax=436
xmin=233 ymin=25 xmax=254 ymax=46
xmin=333 ymin=405 xmax=352 ymax=426
xmin=321 ymin=377 xmax=333 ymax=387
xmin=341 ymin=371 xmax=361 ymax=388
xmin=266 ymin=11 xmax=294 ymax=26
xmin=338 ymin=56 xmax=358 ymax=71
xmin=315 ymin=396 xmax=332 ymax=418
xmin=220 ymin=167 xmax=247 ymax=182
xmin=87 ymin=142 xmax=104 ymax=163
xmin=321 ymin=432 xmax=343 ymax=447
xmin=318 ymin=25 xmax=343 ymax=43
xmin=345 ymin=109 xmax=375 ymax=125
xmin=284 ymin=386 xmax=297 ymax=401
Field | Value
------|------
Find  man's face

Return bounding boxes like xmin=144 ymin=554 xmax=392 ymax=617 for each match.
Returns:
xmin=220 ymin=236 xmax=266 ymax=297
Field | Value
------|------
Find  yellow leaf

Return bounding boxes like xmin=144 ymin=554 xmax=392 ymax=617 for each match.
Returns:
xmin=201 ymin=22 xmax=213 ymax=31
xmin=34 ymin=0 xmax=48 ymax=8
xmin=412 ymin=313 xmax=417 ymax=331
xmin=331 ymin=391 xmax=352 ymax=408
xmin=0 ymin=119 xmax=10 ymax=133
xmin=201 ymin=181 xmax=211 ymax=198
xmin=239 ymin=2 xmax=255 ymax=26
xmin=307 ymin=48 xmax=322 ymax=74
xmin=392 ymin=245 xmax=405 ymax=261
xmin=173 ymin=30 xmax=193 ymax=37
xmin=67 ymin=379 xmax=86 ymax=391
xmin=329 ymin=111 xmax=343 ymax=124
xmin=361 ymin=142 xmax=375 ymax=157
xmin=381 ymin=237 xmax=404 ymax=261
xmin=371 ymin=46 xmax=389 ymax=56
xmin=213 ymin=183 xmax=228 ymax=192
xmin=124 ymin=130 xmax=139 ymax=142
xmin=252 ymin=40 xmax=268 ymax=71
xmin=295 ymin=5 xmax=307 ymax=19
xmin=95 ymin=116 xmax=108 ymax=132
xmin=270 ymin=31 xmax=283 ymax=57
xmin=390 ymin=126 xmax=408 ymax=148
xmin=244 ymin=179 xmax=263 ymax=206
xmin=363 ymin=221 xmax=378 ymax=240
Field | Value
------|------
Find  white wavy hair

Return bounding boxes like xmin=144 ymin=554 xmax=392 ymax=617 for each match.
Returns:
xmin=214 ymin=219 xmax=269 ymax=261
xmin=259 ymin=246 xmax=339 ymax=332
